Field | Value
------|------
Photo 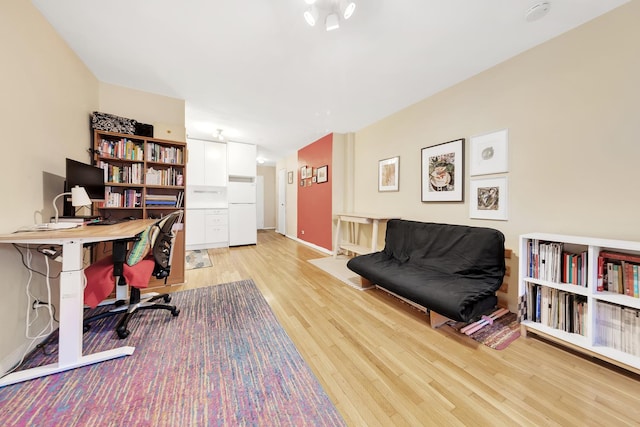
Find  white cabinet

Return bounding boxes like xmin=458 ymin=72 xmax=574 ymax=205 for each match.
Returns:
xmin=187 ymin=139 xmax=227 ymax=186
xmin=227 ymin=141 xmax=256 ymax=177
xmin=519 ymin=232 xmax=640 ymax=373
xmin=185 ymin=208 xmax=228 ymax=250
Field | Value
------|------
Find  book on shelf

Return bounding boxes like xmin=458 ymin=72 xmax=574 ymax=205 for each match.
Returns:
xmin=599 ymin=250 xmax=640 ymax=297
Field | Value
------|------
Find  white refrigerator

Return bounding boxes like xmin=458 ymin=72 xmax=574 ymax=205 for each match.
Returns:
xmin=228 ymin=180 xmax=257 ymax=246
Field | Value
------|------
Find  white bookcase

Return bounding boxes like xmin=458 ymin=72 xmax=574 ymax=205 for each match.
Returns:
xmin=519 ymin=232 xmax=640 ymax=373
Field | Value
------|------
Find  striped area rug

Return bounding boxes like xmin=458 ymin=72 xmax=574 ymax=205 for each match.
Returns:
xmin=0 ymin=280 xmax=345 ymax=426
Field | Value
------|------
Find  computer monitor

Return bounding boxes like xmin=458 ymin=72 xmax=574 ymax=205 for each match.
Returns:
xmin=63 ymin=158 xmax=105 ymax=216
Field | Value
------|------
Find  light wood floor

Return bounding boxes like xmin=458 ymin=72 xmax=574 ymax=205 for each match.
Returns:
xmin=183 ymin=230 xmax=640 ymax=426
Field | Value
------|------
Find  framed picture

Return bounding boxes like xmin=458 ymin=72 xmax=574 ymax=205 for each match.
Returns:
xmin=469 ymin=129 xmax=508 ymax=176
xmin=317 ymin=165 xmax=328 ymax=183
xmin=421 ymin=138 xmax=464 ymax=202
xmin=288 ymin=171 xmax=293 ymax=184
xmin=469 ymin=177 xmax=508 ymax=220
xmin=300 ymin=166 xmax=308 ymax=179
xmin=378 ymin=156 xmax=399 ymax=192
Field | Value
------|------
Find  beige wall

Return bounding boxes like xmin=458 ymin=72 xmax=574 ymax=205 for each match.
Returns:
xmin=258 ymin=165 xmax=276 ymax=229
xmin=352 ymin=1 xmax=640 ymax=310
xmin=0 ymin=1 xmax=188 ymax=372
xmin=98 ymin=82 xmax=186 ymax=142
xmin=0 ymin=0 xmax=99 ymax=371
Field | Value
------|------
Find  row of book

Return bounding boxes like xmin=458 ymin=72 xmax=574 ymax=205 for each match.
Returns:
xmin=98 ymin=138 xmax=144 ymax=161
xmin=103 ymin=187 xmax=141 ymax=208
xmin=525 ymin=282 xmax=588 ymax=336
xmin=145 ymin=192 xmax=184 ymax=208
xmin=597 ymin=251 xmax=640 ymax=297
xmin=525 ymin=240 xmax=588 ymax=287
xmin=146 ymin=143 xmax=184 ymax=165
xmin=98 ymin=161 xmax=144 ymax=184
xmin=145 ymin=167 xmax=184 ymax=186
xmin=595 ymin=301 xmax=640 ymax=357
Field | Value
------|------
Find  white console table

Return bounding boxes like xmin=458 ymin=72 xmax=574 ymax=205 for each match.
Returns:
xmin=333 ymin=213 xmax=398 ymax=259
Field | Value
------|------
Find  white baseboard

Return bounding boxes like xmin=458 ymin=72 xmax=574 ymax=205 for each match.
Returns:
xmin=284 ymin=234 xmax=333 ymax=256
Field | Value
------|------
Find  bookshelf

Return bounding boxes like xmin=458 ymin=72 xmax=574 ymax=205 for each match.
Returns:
xmin=519 ymin=233 xmax=640 ymax=373
xmin=92 ymin=130 xmax=186 ymax=285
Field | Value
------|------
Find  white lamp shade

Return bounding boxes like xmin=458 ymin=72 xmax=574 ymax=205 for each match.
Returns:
xmin=71 ymin=185 xmax=91 ymax=206
xmin=340 ymin=1 xmax=356 ymax=19
xmin=325 ymin=13 xmax=340 ymax=31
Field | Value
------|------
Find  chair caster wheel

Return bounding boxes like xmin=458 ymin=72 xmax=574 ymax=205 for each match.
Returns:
xmin=117 ymin=328 xmax=130 ymax=339
xmin=163 ymin=295 xmax=172 ymax=303
xmin=171 ymin=308 xmax=180 ymax=316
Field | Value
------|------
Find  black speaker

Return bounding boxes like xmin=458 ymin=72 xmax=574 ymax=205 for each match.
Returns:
xmin=135 ymin=122 xmax=154 ymax=137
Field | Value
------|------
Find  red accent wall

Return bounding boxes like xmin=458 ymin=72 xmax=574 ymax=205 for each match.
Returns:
xmin=298 ymin=134 xmax=333 ymax=250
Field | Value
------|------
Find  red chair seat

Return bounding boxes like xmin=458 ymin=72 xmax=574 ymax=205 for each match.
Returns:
xmin=84 ymin=255 xmax=156 ymax=309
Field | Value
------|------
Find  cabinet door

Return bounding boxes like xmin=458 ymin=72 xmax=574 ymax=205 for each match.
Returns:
xmin=185 ymin=209 xmax=206 ymax=246
xmin=204 ymin=142 xmax=227 ymax=186
xmin=227 ymin=141 xmax=257 ymax=177
xmin=186 ymin=139 xmax=205 ymax=186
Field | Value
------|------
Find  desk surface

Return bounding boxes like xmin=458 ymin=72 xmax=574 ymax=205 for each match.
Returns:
xmin=0 ymin=219 xmax=158 ymax=245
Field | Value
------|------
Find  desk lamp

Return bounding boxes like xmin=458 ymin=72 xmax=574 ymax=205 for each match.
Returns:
xmin=48 ymin=186 xmax=92 ymax=229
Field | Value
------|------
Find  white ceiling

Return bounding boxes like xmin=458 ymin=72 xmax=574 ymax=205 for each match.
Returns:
xmin=33 ymin=0 xmax=628 ymax=164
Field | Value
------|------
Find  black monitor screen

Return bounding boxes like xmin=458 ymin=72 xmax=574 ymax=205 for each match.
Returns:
xmin=65 ymin=158 xmax=105 ymax=201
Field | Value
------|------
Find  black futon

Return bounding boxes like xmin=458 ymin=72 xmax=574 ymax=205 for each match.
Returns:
xmin=346 ymin=219 xmax=506 ymax=323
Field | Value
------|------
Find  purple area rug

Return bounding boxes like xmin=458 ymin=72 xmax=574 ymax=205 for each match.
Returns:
xmin=0 ymin=280 xmax=345 ymax=426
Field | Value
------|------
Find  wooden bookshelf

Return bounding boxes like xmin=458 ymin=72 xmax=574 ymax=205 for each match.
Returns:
xmin=519 ymin=232 xmax=640 ymax=374
xmin=92 ymin=129 xmax=186 ymax=286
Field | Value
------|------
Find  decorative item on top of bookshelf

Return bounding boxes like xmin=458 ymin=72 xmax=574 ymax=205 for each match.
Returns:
xmin=469 ymin=129 xmax=509 ymax=176
xmin=316 ymin=165 xmax=328 ymax=184
xmin=469 ymin=177 xmax=508 ymax=220
xmin=421 ymin=139 xmax=464 ymax=202
xmin=378 ymin=156 xmax=399 ymax=192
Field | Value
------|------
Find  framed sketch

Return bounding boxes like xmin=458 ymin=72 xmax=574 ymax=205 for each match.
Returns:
xmin=288 ymin=171 xmax=293 ymax=184
xmin=378 ymin=156 xmax=399 ymax=192
xmin=300 ymin=166 xmax=308 ymax=179
xmin=469 ymin=129 xmax=508 ymax=176
xmin=421 ymin=138 xmax=464 ymax=202
xmin=317 ymin=165 xmax=328 ymax=183
xmin=470 ymin=177 xmax=508 ymax=220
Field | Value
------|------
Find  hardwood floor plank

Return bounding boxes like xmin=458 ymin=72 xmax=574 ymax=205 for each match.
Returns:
xmin=181 ymin=231 xmax=640 ymax=426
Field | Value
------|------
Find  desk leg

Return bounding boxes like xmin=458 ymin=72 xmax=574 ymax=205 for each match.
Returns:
xmin=0 ymin=240 xmax=134 ymax=388
xmin=371 ymin=219 xmax=380 ymax=253
xmin=333 ymin=217 xmax=342 ymax=259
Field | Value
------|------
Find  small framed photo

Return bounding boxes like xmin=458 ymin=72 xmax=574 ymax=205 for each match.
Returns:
xmin=312 ymin=176 xmax=317 ymax=183
xmin=378 ymin=156 xmax=399 ymax=192
xmin=288 ymin=171 xmax=293 ymax=184
xmin=469 ymin=129 xmax=508 ymax=176
xmin=470 ymin=177 xmax=508 ymax=220
xmin=300 ymin=166 xmax=308 ymax=179
xmin=421 ymin=138 xmax=464 ymax=202
xmin=317 ymin=165 xmax=328 ymax=183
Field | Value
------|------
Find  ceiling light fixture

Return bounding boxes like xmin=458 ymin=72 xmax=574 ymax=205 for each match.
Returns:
xmin=303 ymin=0 xmax=356 ymax=32
xmin=525 ymin=2 xmax=551 ymax=22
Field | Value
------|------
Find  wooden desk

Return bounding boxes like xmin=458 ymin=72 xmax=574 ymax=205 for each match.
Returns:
xmin=0 ymin=219 xmax=157 ymax=387
xmin=333 ymin=213 xmax=399 ymax=259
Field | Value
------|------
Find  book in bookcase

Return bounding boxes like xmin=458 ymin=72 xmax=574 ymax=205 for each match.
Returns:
xmin=92 ymin=129 xmax=187 ymax=286
xmin=519 ymin=233 xmax=640 ymax=374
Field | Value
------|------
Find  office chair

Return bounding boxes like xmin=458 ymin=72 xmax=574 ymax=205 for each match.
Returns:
xmin=83 ymin=211 xmax=183 ymax=339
